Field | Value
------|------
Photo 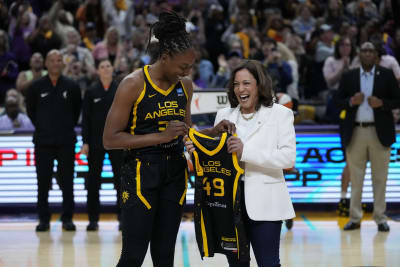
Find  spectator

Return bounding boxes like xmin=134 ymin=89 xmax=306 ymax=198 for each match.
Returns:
xmin=292 ymin=4 xmax=316 ymax=38
xmin=0 ymin=89 xmax=33 ymax=131
xmin=0 ymin=29 xmax=19 ymax=104
xmin=63 ymin=55 xmax=91 ymax=96
xmin=278 ymin=42 xmax=300 ymax=102
xmin=48 ymin=0 xmax=76 ymax=48
xmin=323 ymin=36 xmax=357 ymax=91
xmin=81 ymin=22 xmax=100 ymax=51
xmin=60 ymin=28 xmax=95 ymax=77
xmin=101 ymin=0 xmax=134 ymax=41
xmin=261 ymin=37 xmax=293 ymax=93
xmin=27 ymin=15 xmax=62 ymax=58
xmin=323 ymin=36 xmax=357 ymax=214
xmin=204 ymin=3 xmax=227 ymax=70
xmin=221 ymin=11 xmax=252 ymax=59
xmin=315 ymin=24 xmax=335 ymax=63
xmin=0 ymin=0 xmax=9 ymax=31
xmin=75 ymin=0 xmax=106 ymax=39
xmin=8 ymin=1 xmax=36 ymax=70
xmin=211 ymin=50 xmax=242 ymax=88
xmin=325 ymin=0 xmax=349 ymax=33
xmin=26 ymin=50 xmax=82 ymax=232
xmin=16 ymin=52 xmax=47 ymax=96
xmin=92 ymin=26 xmax=123 ymax=69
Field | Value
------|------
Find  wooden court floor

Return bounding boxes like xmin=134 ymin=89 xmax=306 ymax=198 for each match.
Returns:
xmin=0 ymin=212 xmax=399 ymax=267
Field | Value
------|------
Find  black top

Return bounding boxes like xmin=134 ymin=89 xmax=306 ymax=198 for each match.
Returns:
xmin=82 ymin=79 xmax=119 ymax=149
xmin=26 ymin=75 xmax=82 ymax=145
xmin=126 ymin=65 xmax=188 ymax=153
xmin=335 ymin=65 xmax=400 ymax=147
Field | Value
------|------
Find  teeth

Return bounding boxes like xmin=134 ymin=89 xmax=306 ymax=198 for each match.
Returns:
xmin=240 ymin=95 xmax=249 ymax=100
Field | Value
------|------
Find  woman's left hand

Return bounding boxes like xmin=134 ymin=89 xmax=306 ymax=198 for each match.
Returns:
xmin=227 ymin=136 xmax=243 ymax=160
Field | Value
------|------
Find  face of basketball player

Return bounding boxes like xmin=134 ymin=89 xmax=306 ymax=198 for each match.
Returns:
xmin=233 ymin=68 xmax=259 ymax=114
xmin=163 ymin=49 xmax=196 ymax=84
xmin=97 ymin=59 xmax=113 ymax=80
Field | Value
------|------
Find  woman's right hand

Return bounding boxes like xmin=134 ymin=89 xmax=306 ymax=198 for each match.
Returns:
xmin=212 ymin=119 xmax=236 ymax=135
xmin=184 ymin=135 xmax=195 ymax=155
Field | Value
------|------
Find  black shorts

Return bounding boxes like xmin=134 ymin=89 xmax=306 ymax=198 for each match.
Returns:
xmin=119 ymin=151 xmax=188 ymax=214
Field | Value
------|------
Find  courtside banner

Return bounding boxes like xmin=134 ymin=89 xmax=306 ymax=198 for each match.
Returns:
xmin=191 ymin=90 xmax=229 ymax=115
xmin=1 ymin=133 xmax=400 ymax=204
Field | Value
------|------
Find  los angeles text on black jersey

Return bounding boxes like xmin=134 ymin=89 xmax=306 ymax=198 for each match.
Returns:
xmin=126 ymin=65 xmax=188 ymax=152
xmin=144 ymin=101 xmax=186 ymax=120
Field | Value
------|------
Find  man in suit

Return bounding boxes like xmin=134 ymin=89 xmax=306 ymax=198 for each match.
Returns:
xmin=336 ymin=42 xmax=400 ymax=232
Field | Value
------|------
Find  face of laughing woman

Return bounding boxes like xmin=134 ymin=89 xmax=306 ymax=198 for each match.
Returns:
xmin=233 ymin=68 xmax=259 ymax=114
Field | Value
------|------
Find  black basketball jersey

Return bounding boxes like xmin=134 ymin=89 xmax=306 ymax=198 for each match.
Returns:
xmin=189 ymin=128 xmax=249 ymax=261
xmin=126 ymin=65 xmax=188 ymax=153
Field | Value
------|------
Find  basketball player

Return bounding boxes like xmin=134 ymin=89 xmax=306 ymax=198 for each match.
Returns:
xmin=103 ymin=11 xmax=232 ymax=267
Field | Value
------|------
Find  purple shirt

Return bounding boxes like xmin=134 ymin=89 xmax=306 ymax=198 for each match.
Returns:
xmin=0 ymin=113 xmax=34 ymax=131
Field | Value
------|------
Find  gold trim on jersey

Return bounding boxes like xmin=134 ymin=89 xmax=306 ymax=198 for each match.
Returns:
xmin=235 ymin=227 xmax=240 ymax=259
xmin=130 ymin=83 xmax=146 ymax=135
xmin=181 ymin=80 xmax=189 ymax=100
xmin=200 ymin=209 xmax=209 ymax=257
xmin=179 ymin=168 xmax=188 ymax=205
xmin=189 ymin=128 xmax=227 ymax=156
xmin=144 ymin=65 xmax=176 ymax=96
xmin=192 ymin=150 xmax=204 ymax=176
xmin=136 ymin=159 xmax=151 ymax=209
xmin=232 ymin=133 xmax=244 ymax=207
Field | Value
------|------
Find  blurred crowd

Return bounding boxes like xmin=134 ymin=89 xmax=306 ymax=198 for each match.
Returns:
xmin=0 ymin=0 xmax=399 ymax=130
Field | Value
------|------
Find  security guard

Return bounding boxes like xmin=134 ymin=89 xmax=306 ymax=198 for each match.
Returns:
xmin=81 ymin=58 xmax=122 ymax=231
xmin=189 ymin=128 xmax=249 ymax=261
xmin=26 ymin=49 xmax=82 ymax=232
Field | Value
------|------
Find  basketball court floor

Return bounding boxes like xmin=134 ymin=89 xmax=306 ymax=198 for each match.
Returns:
xmin=0 ymin=212 xmax=399 ymax=267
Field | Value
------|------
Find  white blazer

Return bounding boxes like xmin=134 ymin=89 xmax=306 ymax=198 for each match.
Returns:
xmin=214 ymin=103 xmax=296 ymax=221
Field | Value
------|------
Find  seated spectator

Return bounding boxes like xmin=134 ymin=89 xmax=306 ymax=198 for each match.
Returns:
xmin=315 ymin=24 xmax=335 ymax=63
xmin=323 ymin=36 xmax=357 ymax=91
xmin=0 ymin=90 xmax=33 ymax=131
xmin=8 ymin=1 xmax=36 ymax=70
xmin=81 ymin=22 xmax=100 ymax=51
xmin=278 ymin=42 xmax=300 ymax=102
xmin=211 ymin=50 xmax=242 ymax=88
xmin=16 ymin=53 xmax=47 ymax=96
xmin=261 ymin=37 xmax=293 ymax=93
xmin=292 ymin=4 xmax=316 ymax=38
xmin=61 ymin=28 xmax=95 ymax=77
xmin=92 ymin=26 xmax=123 ymax=69
xmin=0 ymin=29 xmax=19 ymax=104
xmin=101 ymin=0 xmax=134 ymax=41
xmin=48 ymin=0 xmax=76 ymax=48
xmin=27 ymin=15 xmax=62 ymax=58
xmin=76 ymin=0 xmax=106 ymax=39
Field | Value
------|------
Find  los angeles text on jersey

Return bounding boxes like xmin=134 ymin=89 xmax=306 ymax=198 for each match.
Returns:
xmin=144 ymin=101 xmax=186 ymax=120
xmin=202 ymin=161 xmax=232 ymax=176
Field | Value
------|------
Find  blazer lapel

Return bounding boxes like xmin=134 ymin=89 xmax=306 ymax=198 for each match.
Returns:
xmin=355 ymin=68 xmax=361 ymax=94
xmin=372 ymin=65 xmax=380 ymax=96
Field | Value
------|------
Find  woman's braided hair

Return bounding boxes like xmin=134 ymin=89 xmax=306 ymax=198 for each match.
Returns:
xmin=147 ymin=11 xmax=192 ymax=60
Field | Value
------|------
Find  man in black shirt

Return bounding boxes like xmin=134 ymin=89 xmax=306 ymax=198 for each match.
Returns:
xmin=26 ymin=50 xmax=82 ymax=232
xmin=81 ymin=58 xmax=122 ymax=231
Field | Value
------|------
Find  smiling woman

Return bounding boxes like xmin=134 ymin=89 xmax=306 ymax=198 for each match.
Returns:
xmin=102 ymin=11 xmax=195 ymax=267
xmin=185 ymin=60 xmax=296 ymax=267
